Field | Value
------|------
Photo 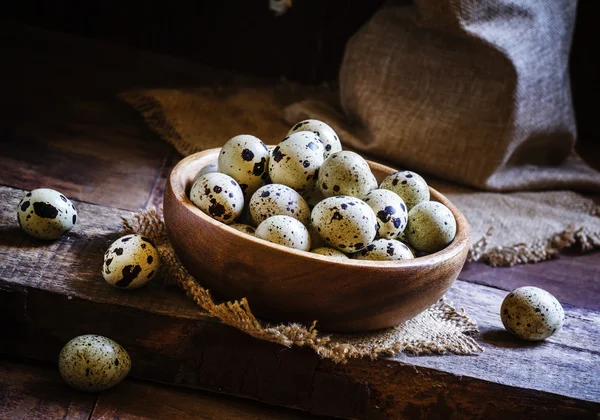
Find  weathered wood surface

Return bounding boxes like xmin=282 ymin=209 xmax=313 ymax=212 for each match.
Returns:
xmin=0 ymin=359 xmax=325 ymax=420
xmin=1 ymin=184 xmax=599 ymax=419
xmin=460 ymin=252 xmax=600 ymax=311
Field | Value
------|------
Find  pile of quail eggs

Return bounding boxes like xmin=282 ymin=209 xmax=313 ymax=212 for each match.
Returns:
xmin=189 ymin=119 xmax=458 ymax=261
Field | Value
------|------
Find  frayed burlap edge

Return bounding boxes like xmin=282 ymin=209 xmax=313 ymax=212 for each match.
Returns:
xmin=466 ymin=203 xmax=600 ymax=267
xmin=122 ymin=209 xmax=483 ymax=363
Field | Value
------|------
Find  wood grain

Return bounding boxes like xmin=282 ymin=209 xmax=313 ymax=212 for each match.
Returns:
xmin=1 ymin=185 xmax=599 ymax=418
xmin=0 ymin=359 xmax=326 ymax=420
xmin=91 ymin=376 xmax=324 ymax=420
xmin=460 ymin=253 xmax=600 ymax=311
xmin=0 ymin=359 xmax=96 ymax=420
xmin=164 ymin=149 xmax=470 ymax=332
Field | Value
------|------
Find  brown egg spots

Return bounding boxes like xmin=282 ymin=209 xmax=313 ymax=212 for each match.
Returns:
xmin=115 ymin=265 xmax=142 ymax=288
xmin=72 ymin=214 xmax=77 ymax=224
xmin=114 ymin=248 xmax=124 ymax=256
xmin=33 ymin=201 xmax=58 ymax=218
xmin=147 ymin=256 xmax=153 ymax=264
xmin=253 ymin=157 xmax=267 ymax=176
xmin=272 ymin=147 xmax=286 ymax=163
xmin=20 ymin=201 xmax=30 ymax=211
xmin=214 ymin=185 xmax=222 ymax=193
xmin=241 ymin=149 xmax=255 ymax=161
xmin=60 ymin=194 xmax=68 ymax=202
xmin=208 ymin=199 xmax=227 ymax=217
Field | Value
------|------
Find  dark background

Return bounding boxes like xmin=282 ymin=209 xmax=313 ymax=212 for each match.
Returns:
xmin=5 ymin=0 xmax=598 ymax=157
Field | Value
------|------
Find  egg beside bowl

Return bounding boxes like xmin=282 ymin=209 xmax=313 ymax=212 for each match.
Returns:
xmin=163 ymin=149 xmax=470 ymax=333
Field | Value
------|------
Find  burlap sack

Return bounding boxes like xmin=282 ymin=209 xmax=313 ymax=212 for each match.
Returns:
xmin=330 ymin=0 xmax=600 ymax=191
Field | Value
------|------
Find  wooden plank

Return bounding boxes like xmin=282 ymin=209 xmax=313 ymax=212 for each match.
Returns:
xmin=1 ymin=184 xmax=599 ymax=419
xmin=460 ymin=252 xmax=600 ymax=311
xmin=0 ymin=359 xmax=325 ymax=420
xmin=0 ymin=359 xmax=96 ymax=420
xmin=90 ymin=377 xmax=324 ymax=420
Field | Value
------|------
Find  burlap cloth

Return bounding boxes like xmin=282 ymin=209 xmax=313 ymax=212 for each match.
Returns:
xmin=118 ymin=85 xmax=599 ymax=362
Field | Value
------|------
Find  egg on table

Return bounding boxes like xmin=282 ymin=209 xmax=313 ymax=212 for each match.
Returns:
xmin=405 ymin=201 xmax=456 ymax=253
xmin=58 ymin=334 xmax=131 ymax=392
xmin=311 ymin=195 xmax=378 ymax=253
xmin=501 ymin=286 xmax=565 ymax=341
xmin=287 ymin=119 xmax=342 ymax=159
xmin=317 ymin=151 xmax=377 ymax=199
xmin=189 ymin=172 xmax=244 ymax=224
xmin=218 ymin=134 xmax=270 ymax=196
xmin=255 ymin=215 xmax=311 ymax=251
xmin=268 ymin=132 xmax=324 ymax=190
xmin=249 ymin=184 xmax=310 ymax=226
xmin=380 ymin=170 xmax=430 ymax=210
xmin=353 ymin=239 xmax=414 ymax=261
xmin=102 ymin=234 xmax=160 ymax=290
xmin=16 ymin=188 xmax=78 ymax=240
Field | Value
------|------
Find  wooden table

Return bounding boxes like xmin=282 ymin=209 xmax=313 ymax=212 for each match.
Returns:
xmin=1 ymin=23 xmax=599 ymax=419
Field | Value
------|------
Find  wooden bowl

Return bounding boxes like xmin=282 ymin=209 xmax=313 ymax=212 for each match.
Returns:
xmin=164 ymin=148 xmax=470 ymax=333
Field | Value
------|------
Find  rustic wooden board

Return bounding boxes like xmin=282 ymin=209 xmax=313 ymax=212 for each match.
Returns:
xmin=0 ymin=359 xmax=326 ymax=420
xmin=0 ymin=359 xmax=96 ymax=420
xmin=1 ymin=184 xmax=599 ymax=419
xmin=460 ymin=253 xmax=600 ymax=311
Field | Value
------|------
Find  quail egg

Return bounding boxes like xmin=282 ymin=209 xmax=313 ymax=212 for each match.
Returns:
xmin=380 ymin=171 xmax=430 ymax=210
xmin=218 ymin=134 xmax=270 ymax=196
xmin=299 ymin=183 xmax=325 ymax=212
xmin=193 ymin=162 xmax=219 ymax=184
xmin=311 ymin=196 xmax=378 ymax=253
xmin=353 ymin=239 xmax=414 ymax=261
xmin=317 ymin=151 xmax=377 ymax=199
xmin=249 ymin=184 xmax=310 ymax=226
xmin=405 ymin=201 xmax=456 ymax=253
xmin=268 ymin=132 xmax=324 ymax=190
xmin=363 ymin=189 xmax=408 ymax=239
xmin=311 ymin=247 xmax=349 ymax=258
xmin=16 ymin=188 xmax=77 ymax=240
xmin=102 ymin=234 xmax=160 ymax=290
xmin=501 ymin=286 xmax=565 ymax=341
xmin=58 ymin=334 xmax=131 ymax=392
xmin=190 ymin=173 xmax=244 ymax=224
xmin=255 ymin=215 xmax=311 ymax=251
xmin=287 ymin=119 xmax=342 ymax=158
xmin=307 ymin=223 xmax=326 ymax=249
xmin=229 ymin=223 xmax=256 ymax=235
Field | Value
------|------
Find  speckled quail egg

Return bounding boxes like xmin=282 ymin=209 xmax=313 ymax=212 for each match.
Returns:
xmin=218 ymin=134 xmax=270 ymax=196
xmin=311 ymin=247 xmax=349 ymax=258
xmin=255 ymin=215 xmax=311 ymax=251
xmin=287 ymin=119 xmax=342 ymax=159
xmin=307 ymin=223 xmax=326 ymax=250
xmin=102 ymin=234 xmax=160 ymax=290
xmin=405 ymin=201 xmax=456 ymax=253
xmin=318 ymin=151 xmax=377 ymax=199
xmin=299 ymin=183 xmax=325 ymax=212
xmin=190 ymin=173 xmax=244 ymax=224
xmin=16 ymin=188 xmax=77 ymax=240
xmin=380 ymin=171 xmax=430 ymax=210
xmin=363 ymin=189 xmax=408 ymax=239
xmin=58 ymin=334 xmax=131 ymax=392
xmin=193 ymin=162 xmax=219 ymax=184
xmin=311 ymin=196 xmax=378 ymax=253
xmin=229 ymin=223 xmax=256 ymax=235
xmin=268 ymin=132 xmax=324 ymax=190
xmin=353 ymin=239 xmax=414 ymax=261
xmin=249 ymin=184 xmax=310 ymax=226
xmin=501 ymin=286 xmax=565 ymax=341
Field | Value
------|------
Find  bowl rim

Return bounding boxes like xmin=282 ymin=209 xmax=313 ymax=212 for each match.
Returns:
xmin=167 ymin=148 xmax=470 ymax=268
